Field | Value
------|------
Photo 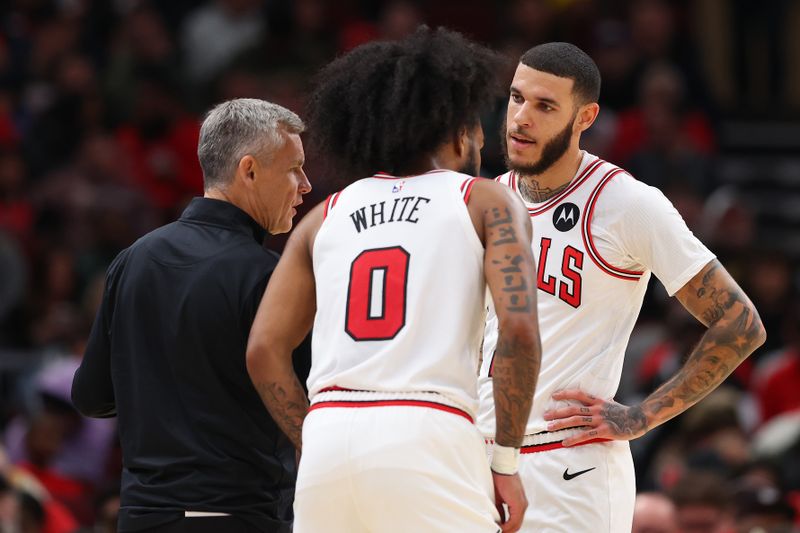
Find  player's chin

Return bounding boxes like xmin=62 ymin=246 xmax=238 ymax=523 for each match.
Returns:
xmin=507 ymin=153 xmax=539 ymax=169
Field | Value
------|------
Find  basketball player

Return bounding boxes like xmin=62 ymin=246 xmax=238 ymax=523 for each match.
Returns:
xmin=477 ymin=42 xmax=766 ymax=532
xmin=246 ymin=28 xmax=542 ymax=533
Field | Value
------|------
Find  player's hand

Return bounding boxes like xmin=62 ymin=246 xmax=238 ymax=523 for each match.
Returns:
xmin=542 ymin=389 xmax=649 ymax=446
xmin=492 ymin=471 xmax=527 ymax=532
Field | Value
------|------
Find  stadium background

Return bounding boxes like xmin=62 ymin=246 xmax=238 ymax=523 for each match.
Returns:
xmin=0 ymin=0 xmax=798 ymax=531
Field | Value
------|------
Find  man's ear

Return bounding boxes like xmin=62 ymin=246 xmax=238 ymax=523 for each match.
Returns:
xmin=237 ymin=155 xmax=257 ymax=187
xmin=453 ymin=127 xmax=469 ymax=158
xmin=574 ymin=103 xmax=600 ymax=133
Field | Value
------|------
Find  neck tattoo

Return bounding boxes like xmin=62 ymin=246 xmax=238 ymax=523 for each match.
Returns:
xmin=517 ymin=175 xmax=571 ymax=203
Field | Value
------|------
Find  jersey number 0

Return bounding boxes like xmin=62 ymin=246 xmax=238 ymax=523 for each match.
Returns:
xmin=345 ymin=246 xmax=410 ymax=341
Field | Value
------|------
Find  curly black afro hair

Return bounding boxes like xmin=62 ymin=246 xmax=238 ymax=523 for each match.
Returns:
xmin=306 ymin=26 xmax=504 ymax=179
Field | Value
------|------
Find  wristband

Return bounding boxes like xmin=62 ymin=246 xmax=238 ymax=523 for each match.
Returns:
xmin=491 ymin=444 xmax=520 ymax=475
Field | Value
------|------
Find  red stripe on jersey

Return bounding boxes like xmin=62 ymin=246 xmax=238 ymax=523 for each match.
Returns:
xmin=521 ymin=437 xmax=610 ymax=454
xmin=461 ymin=177 xmax=478 ymax=204
xmin=309 ymin=399 xmax=474 ymax=423
xmin=526 ymin=158 xmax=604 ymax=217
xmin=581 ymin=169 xmax=643 ymax=280
xmin=322 ymin=192 xmax=343 ymax=220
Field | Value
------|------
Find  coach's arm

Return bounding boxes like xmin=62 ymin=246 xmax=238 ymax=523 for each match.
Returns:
xmin=543 ymin=259 xmax=766 ymax=445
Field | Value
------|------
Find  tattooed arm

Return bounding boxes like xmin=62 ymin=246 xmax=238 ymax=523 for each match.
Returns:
xmin=246 ymin=203 xmax=324 ymax=450
xmin=468 ymin=179 xmax=540 ymax=532
xmin=544 ymin=259 xmax=766 ymax=446
xmin=468 ymin=180 xmax=541 ymax=447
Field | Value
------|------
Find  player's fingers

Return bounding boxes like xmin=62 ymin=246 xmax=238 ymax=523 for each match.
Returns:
xmin=562 ymin=425 xmax=608 ymax=447
xmin=542 ymin=404 xmax=597 ymax=420
xmin=500 ymin=497 xmax=527 ymax=532
xmin=495 ymin=494 xmax=506 ymax=525
xmin=546 ymin=414 xmax=598 ymax=431
xmin=551 ymin=389 xmax=598 ymax=404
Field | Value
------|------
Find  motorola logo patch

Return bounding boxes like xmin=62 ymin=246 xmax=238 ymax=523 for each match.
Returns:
xmin=553 ymin=203 xmax=580 ymax=232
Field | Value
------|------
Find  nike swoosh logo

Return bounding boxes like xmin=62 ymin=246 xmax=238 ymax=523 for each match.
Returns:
xmin=563 ymin=467 xmax=596 ymax=480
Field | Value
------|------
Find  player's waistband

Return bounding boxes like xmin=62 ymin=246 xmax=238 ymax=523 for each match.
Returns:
xmin=309 ymin=387 xmax=474 ymax=424
xmin=485 ymin=428 xmax=610 ymax=454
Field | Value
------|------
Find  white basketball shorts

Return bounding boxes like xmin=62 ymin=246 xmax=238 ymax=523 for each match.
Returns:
xmin=294 ymin=401 xmax=501 ymax=533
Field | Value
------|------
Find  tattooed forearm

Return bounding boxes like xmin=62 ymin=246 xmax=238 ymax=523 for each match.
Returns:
xmin=254 ymin=378 xmax=309 ymax=450
xmin=518 ymin=177 xmax=570 ymax=203
xmin=492 ymin=332 xmax=541 ymax=447
xmin=639 ymin=260 xmax=766 ymax=430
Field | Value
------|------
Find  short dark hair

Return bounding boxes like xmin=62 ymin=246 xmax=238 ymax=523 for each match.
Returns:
xmin=520 ymin=42 xmax=601 ymax=104
xmin=306 ymin=26 xmax=503 ymax=178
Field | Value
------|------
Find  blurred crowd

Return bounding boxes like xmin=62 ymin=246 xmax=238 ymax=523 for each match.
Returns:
xmin=0 ymin=1 xmax=798 ymax=532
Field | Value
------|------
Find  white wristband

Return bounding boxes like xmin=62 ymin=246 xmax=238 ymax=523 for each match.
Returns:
xmin=491 ymin=444 xmax=520 ymax=475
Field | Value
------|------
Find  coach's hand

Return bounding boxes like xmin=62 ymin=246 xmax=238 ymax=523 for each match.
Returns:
xmin=492 ymin=471 xmax=527 ymax=532
xmin=542 ymin=389 xmax=649 ymax=446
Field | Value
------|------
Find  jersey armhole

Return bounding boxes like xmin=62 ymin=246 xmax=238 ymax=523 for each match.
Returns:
xmin=322 ymin=190 xmax=343 ymax=220
xmin=580 ymin=169 xmax=644 ymax=281
xmin=460 ymin=177 xmax=479 ymax=204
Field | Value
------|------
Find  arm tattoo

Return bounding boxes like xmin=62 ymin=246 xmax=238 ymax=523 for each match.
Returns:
xmin=486 ymin=206 xmax=531 ymax=313
xmin=491 ymin=255 xmax=531 ymax=312
xmin=492 ymin=333 xmax=540 ymax=447
xmin=601 ymin=404 xmax=647 ymax=437
xmin=254 ymin=379 xmax=309 ymax=449
xmin=486 ymin=207 xmax=518 ymax=245
xmin=639 ymin=260 xmax=765 ymax=429
xmin=518 ymin=177 xmax=571 ymax=203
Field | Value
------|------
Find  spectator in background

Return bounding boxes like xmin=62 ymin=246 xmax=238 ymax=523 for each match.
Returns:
xmin=611 ymin=62 xmax=715 ymax=195
xmin=744 ymin=251 xmax=795 ymax=356
xmin=115 ymin=73 xmax=203 ymax=215
xmin=181 ymin=0 xmax=265 ymax=85
xmin=669 ymin=472 xmax=734 ymax=533
xmin=5 ymin=357 xmax=117 ymax=514
xmin=104 ymin=5 xmax=180 ymax=124
xmin=732 ymin=484 xmax=796 ymax=533
xmin=632 ymin=492 xmax=679 ymax=533
xmin=754 ymin=302 xmax=800 ymax=423
xmin=0 ymin=148 xmax=33 ymax=245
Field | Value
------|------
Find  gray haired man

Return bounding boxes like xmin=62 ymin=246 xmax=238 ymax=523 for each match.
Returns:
xmin=72 ymin=99 xmax=311 ymax=533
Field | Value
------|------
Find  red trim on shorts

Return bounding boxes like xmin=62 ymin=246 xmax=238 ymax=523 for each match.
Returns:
xmin=520 ymin=437 xmax=610 ymax=454
xmin=581 ymin=169 xmax=644 ymax=281
xmin=309 ymin=399 xmax=474 ymax=423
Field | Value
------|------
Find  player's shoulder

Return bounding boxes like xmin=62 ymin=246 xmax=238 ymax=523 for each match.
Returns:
xmin=593 ymin=162 xmax=666 ymax=208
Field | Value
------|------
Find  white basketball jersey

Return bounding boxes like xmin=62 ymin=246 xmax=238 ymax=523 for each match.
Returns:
xmin=478 ymin=152 xmax=715 ymax=436
xmin=309 ymin=170 xmax=486 ymax=417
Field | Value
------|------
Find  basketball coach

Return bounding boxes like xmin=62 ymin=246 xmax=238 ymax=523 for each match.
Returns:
xmin=72 ymin=98 xmax=312 ymax=533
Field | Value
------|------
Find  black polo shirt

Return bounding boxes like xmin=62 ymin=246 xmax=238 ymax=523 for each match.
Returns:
xmin=72 ymin=198 xmax=298 ymax=533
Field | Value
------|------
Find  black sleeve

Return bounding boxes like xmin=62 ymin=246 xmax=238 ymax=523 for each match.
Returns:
xmin=71 ymin=252 xmax=126 ymax=418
